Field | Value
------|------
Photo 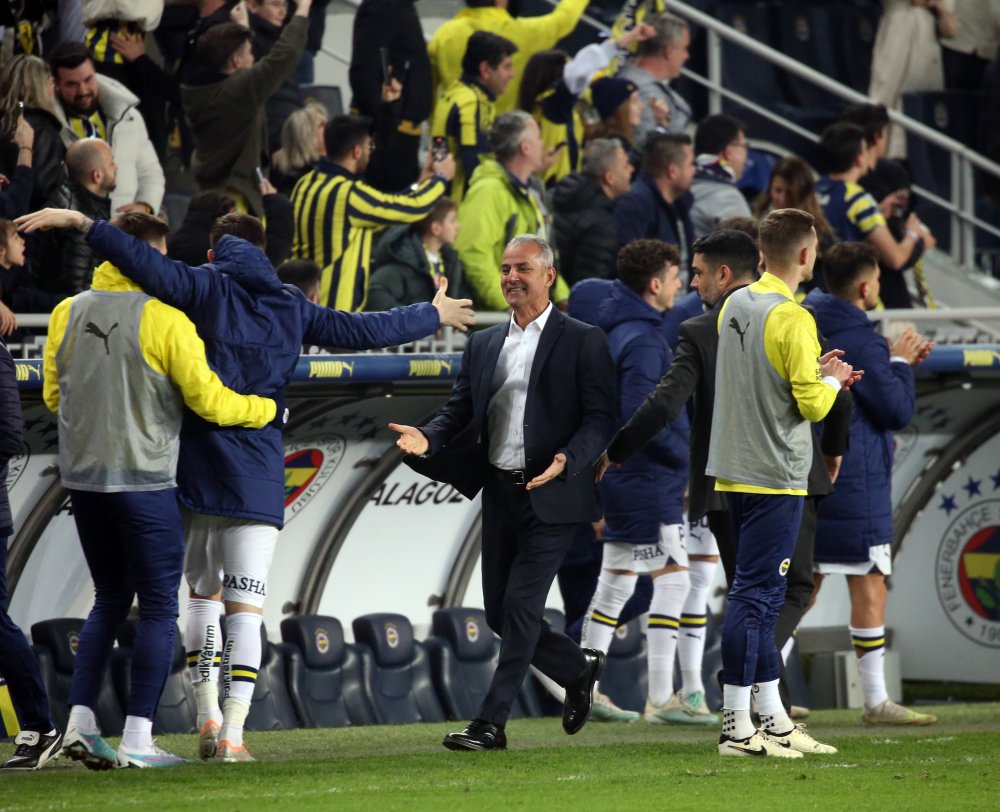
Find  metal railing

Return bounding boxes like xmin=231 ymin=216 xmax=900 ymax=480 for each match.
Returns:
xmin=537 ymin=0 xmax=1000 ymax=271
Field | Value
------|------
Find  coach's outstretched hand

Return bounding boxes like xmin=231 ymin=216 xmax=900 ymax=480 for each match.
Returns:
xmin=432 ymin=277 xmax=475 ymax=332
xmin=388 ymin=423 xmax=429 ymax=456
xmin=14 ymin=207 xmax=88 ymax=233
xmin=526 ymin=453 xmax=566 ymax=490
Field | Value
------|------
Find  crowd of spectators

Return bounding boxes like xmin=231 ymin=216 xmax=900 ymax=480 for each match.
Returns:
xmin=0 ymin=0 xmax=976 ymax=338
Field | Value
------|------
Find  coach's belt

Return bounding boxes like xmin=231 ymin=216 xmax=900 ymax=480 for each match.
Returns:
xmin=492 ymin=467 xmax=527 ymax=486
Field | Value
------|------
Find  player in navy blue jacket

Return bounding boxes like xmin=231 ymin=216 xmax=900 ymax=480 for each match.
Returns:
xmin=15 ymin=205 xmax=475 ymax=761
xmin=581 ymin=241 xmax=711 ymax=726
xmin=804 ymin=242 xmax=936 ymax=727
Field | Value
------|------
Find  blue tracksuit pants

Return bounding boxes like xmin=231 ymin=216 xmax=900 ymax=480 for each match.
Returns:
xmin=720 ymin=493 xmax=803 ymax=687
xmin=0 ymin=535 xmax=54 ymax=732
xmin=67 ymin=489 xmax=184 ymax=721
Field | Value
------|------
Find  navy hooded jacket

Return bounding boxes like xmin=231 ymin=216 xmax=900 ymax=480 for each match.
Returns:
xmin=597 ymin=280 xmax=689 ymax=543
xmin=805 ymin=289 xmax=915 ymax=562
xmin=86 ymin=221 xmax=440 ymax=528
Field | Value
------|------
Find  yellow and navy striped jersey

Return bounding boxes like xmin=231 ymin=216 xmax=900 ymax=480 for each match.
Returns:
xmin=290 ymin=160 xmax=446 ymax=311
xmin=430 ymin=77 xmax=496 ymax=205
xmin=816 ymin=176 xmax=887 ymax=243
xmin=85 ymin=20 xmax=144 ymax=65
xmin=68 ymin=110 xmax=108 ymax=141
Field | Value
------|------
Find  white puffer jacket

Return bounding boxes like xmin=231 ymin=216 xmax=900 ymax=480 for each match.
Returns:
xmin=55 ymin=75 xmax=165 ymax=214
xmin=82 ymin=0 xmax=164 ymax=31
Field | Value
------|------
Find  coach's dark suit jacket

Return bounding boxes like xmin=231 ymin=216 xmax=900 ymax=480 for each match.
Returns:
xmin=607 ymin=286 xmax=853 ymax=520
xmin=406 ymin=307 xmax=616 ymax=524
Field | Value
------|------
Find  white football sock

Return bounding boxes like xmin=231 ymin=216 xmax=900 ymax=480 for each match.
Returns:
xmin=851 ymin=625 xmax=889 ymax=707
xmin=120 ymin=716 xmax=153 ymax=751
xmin=647 ymin=569 xmax=689 ymax=706
xmin=219 ymin=698 xmax=252 ymax=748
xmin=67 ymin=705 xmax=97 ymax=732
xmin=678 ymin=559 xmax=716 ymax=696
xmin=754 ymin=678 xmax=793 ymax=734
xmin=722 ymin=685 xmax=755 ymax=740
xmin=581 ymin=571 xmax=637 ymax=657
xmin=186 ymin=598 xmax=223 ymax=687
xmin=221 ymin=612 xmax=263 ymax=703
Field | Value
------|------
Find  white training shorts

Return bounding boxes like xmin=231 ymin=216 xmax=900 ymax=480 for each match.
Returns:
xmin=683 ymin=513 xmax=720 ymax=557
xmin=183 ymin=511 xmax=278 ymax=607
xmin=814 ymin=543 xmax=893 ymax=577
xmin=603 ymin=523 xmax=688 ymax=573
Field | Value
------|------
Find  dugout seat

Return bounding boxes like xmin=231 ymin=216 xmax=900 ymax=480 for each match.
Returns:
xmin=30 ymin=618 xmax=124 ymax=733
xmin=245 ymin=624 xmax=300 ymax=731
xmin=597 ymin=616 xmax=648 ymax=713
xmin=351 ymin=613 xmax=446 ymax=725
xmin=424 ymin=607 xmax=542 ymax=721
xmin=112 ymin=621 xmax=196 ymax=734
xmin=280 ymin=615 xmax=377 ymax=727
xmin=301 ymin=85 xmax=343 ymax=117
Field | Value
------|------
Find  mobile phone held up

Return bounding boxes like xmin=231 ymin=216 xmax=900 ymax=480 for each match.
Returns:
xmin=255 ymin=166 xmax=266 ymax=185
xmin=432 ymin=137 xmax=448 ymax=162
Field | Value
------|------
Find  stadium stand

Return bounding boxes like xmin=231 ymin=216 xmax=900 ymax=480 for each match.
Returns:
xmin=424 ymin=607 xmax=542 ymax=721
xmin=29 ymin=618 xmax=124 ymax=734
xmin=351 ymin=613 xmax=447 ymax=725
xmin=300 ymin=84 xmax=344 ymax=118
xmin=280 ymin=615 xmax=378 ymax=728
xmin=245 ymin=624 xmax=300 ymax=732
xmin=113 ymin=620 xmax=196 ymax=734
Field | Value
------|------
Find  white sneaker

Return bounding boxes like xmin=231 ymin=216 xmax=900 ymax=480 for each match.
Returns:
xmin=718 ymin=730 xmax=803 ymax=758
xmin=766 ymin=724 xmax=837 ymax=754
xmin=116 ymin=742 xmax=188 ymax=768
xmin=645 ymin=692 xmax=718 ymax=726
xmin=861 ymin=699 xmax=937 ymax=726
xmin=589 ymin=691 xmax=640 ymax=722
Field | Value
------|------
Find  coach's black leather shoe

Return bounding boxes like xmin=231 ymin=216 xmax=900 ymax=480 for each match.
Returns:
xmin=562 ymin=648 xmax=606 ymax=735
xmin=442 ymin=720 xmax=507 ymax=751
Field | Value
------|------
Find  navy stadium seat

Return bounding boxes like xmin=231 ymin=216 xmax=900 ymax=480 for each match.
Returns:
xmin=30 ymin=618 xmax=124 ymax=733
xmin=716 ymin=3 xmax=788 ymax=109
xmin=301 ymin=85 xmax=343 ymax=117
xmin=280 ymin=615 xmax=377 ymax=728
xmin=597 ymin=617 xmax=648 ymax=713
xmin=425 ymin=607 xmax=542 ymax=721
xmin=245 ymin=624 xmax=300 ymax=731
xmin=112 ymin=621 xmax=196 ymax=734
xmin=774 ymin=4 xmax=848 ymax=111
xmin=351 ymin=613 xmax=447 ymax=724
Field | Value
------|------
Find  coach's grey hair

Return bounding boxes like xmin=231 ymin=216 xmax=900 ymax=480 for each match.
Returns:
xmin=581 ymin=138 xmax=623 ymax=180
xmin=491 ymin=110 xmax=535 ymax=163
xmin=636 ymin=12 xmax=689 ymax=57
xmin=505 ymin=234 xmax=555 ymax=269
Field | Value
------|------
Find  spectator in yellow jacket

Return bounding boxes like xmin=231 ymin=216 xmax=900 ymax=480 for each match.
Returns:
xmin=429 ymin=0 xmax=590 ymax=114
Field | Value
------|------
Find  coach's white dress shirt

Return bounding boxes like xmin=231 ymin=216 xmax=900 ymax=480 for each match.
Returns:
xmin=487 ymin=303 xmax=553 ymax=470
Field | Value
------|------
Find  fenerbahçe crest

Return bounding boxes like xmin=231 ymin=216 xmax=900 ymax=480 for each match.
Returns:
xmin=283 ymin=436 xmax=347 ymax=522
xmin=936 ymin=498 xmax=1000 ymax=649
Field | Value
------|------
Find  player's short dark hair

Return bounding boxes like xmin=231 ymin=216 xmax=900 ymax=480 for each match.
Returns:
xmin=210 ymin=212 xmax=266 ymax=249
xmin=823 ymin=241 xmax=879 ymax=296
xmin=196 ymin=23 xmax=253 ymax=73
xmin=759 ymin=208 xmax=816 ymax=266
xmin=694 ymin=114 xmax=746 ymax=156
xmin=461 ymin=31 xmax=517 ymax=76
xmin=819 ymin=122 xmax=867 ymax=174
xmin=324 ymin=114 xmax=372 ymax=161
xmin=277 ymin=258 xmax=321 ymax=294
xmin=839 ymin=103 xmax=890 ymax=147
xmin=641 ymin=131 xmax=691 ymax=177
xmin=48 ymin=41 xmax=93 ymax=74
xmin=617 ymin=239 xmax=680 ymax=295
xmin=691 ymin=229 xmax=759 ymax=281
xmin=111 ymin=211 xmax=170 ymax=244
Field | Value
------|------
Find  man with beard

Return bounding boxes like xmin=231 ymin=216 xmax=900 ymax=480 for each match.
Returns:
xmin=48 ymin=41 xmax=164 ymax=217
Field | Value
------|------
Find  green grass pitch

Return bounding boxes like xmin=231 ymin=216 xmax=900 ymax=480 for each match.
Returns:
xmin=2 ymin=703 xmax=998 ymax=811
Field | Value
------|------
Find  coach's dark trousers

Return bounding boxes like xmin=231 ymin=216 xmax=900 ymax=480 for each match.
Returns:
xmin=68 ymin=489 xmax=184 ymax=720
xmin=0 ymin=535 xmax=54 ymax=732
xmin=478 ymin=473 xmax=587 ymax=727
